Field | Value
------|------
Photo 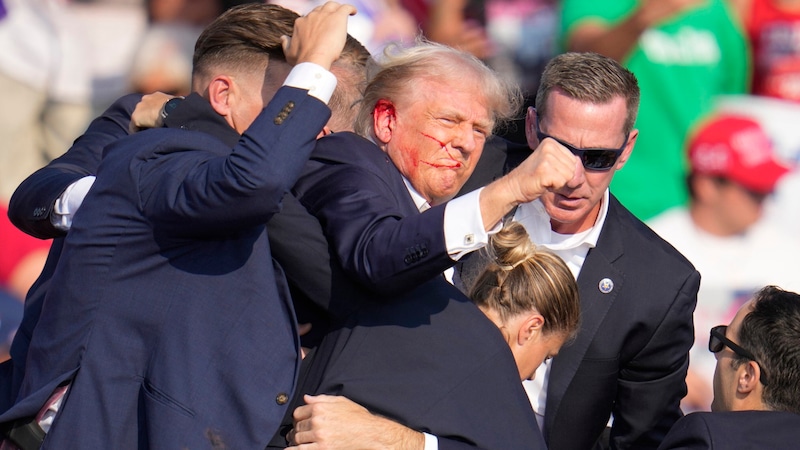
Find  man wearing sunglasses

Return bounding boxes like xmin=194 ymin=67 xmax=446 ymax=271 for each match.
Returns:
xmin=459 ymin=51 xmax=700 ymax=450
xmin=658 ymin=285 xmax=800 ymax=449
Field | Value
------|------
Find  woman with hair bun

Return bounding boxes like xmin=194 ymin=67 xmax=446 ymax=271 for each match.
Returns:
xmin=469 ymin=222 xmax=581 ymax=380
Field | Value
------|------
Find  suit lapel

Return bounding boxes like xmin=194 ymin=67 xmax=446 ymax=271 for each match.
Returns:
xmin=544 ymin=198 xmax=626 ymax=437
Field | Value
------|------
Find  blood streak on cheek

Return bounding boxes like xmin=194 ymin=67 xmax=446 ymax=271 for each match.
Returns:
xmin=421 ymin=133 xmax=462 ymax=168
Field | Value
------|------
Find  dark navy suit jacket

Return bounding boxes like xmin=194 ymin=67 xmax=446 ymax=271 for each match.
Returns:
xmin=2 ymin=93 xmax=142 ymax=412
xmin=291 ymin=132 xmax=545 ymax=449
xmin=0 ymin=87 xmax=330 ymax=449
xmin=459 ymin=136 xmax=700 ymax=450
xmin=2 ymin=92 xmax=338 ymax=413
xmin=657 ymin=410 xmax=800 ymax=450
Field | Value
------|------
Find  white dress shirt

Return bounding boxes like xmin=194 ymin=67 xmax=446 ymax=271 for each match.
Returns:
xmin=513 ymin=190 xmax=610 ymax=430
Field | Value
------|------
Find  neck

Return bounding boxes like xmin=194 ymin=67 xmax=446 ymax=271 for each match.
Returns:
xmin=689 ymin=204 xmax=740 ymax=237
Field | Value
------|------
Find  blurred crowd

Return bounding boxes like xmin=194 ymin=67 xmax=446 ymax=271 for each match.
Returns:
xmin=2 ymin=0 xmax=800 ymax=419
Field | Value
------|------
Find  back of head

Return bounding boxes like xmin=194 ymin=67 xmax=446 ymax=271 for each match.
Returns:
xmin=192 ymin=3 xmax=298 ymax=86
xmin=354 ymin=39 xmax=522 ymax=138
xmin=327 ymin=35 xmax=371 ymax=133
xmin=536 ymin=52 xmax=640 ymax=134
xmin=738 ymin=286 xmax=800 ymax=413
xmin=469 ymin=222 xmax=580 ymax=339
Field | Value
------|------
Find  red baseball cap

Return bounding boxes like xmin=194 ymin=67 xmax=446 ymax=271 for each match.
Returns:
xmin=688 ymin=114 xmax=791 ymax=194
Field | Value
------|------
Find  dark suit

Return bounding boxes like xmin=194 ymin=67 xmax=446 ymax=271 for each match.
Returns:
xmin=2 ymin=93 xmax=142 ymax=412
xmin=657 ymin=410 xmax=800 ymax=450
xmin=2 ymin=91 xmax=338 ymax=414
xmin=290 ymin=132 xmax=545 ymax=449
xmin=0 ymin=87 xmax=330 ymax=449
xmin=460 ymin=137 xmax=700 ymax=450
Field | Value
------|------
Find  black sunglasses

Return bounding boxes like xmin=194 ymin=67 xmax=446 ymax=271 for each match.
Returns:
xmin=709 ymin=325 xmax=769 ymax=386
xmin=535 ymin=117 xmax=629 ymax=171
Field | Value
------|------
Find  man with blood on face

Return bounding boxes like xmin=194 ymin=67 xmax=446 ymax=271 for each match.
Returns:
xmin=284 ymin=41 xmax=585 ymax=449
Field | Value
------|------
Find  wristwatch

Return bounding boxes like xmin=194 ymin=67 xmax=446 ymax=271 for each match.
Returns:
xmin=159 ymin=96 xmax=184 ymax=126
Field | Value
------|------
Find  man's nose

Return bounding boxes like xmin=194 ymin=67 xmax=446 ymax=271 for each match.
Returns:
xmin=450 ymin=124 xmax=479 ymax=155
xmin=566 ymin=157 xmax=586 ymax=189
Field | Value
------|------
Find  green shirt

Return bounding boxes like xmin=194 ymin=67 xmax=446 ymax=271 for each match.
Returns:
xmin=560 ymin=0 xmax=750 ymax=220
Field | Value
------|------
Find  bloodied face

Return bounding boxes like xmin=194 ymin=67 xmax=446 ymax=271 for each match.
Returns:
xmin=374 ymin=76 xmax=494 ymax=206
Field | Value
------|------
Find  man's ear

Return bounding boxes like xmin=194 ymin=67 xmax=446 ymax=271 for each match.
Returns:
xmin=614 ymin=128 xmax=638 ymax=170
xmin=524 ymin=107 xmax=540 ymax=150
xmin=517 ymin=312 xmax=545 ymax=346
xmin=207 ymin=75 xmax=235 ymax=118
xmin=372 ymin=99 xmax=396 ymax=144
xmin=737 ymin=360 xmax=762 ymax=394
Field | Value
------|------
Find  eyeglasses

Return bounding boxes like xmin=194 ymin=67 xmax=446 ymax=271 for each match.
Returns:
xmin=709 ymin=325 xmax=769 ymax=386
xmin=535 ymin=118 xmax=629 ymax=171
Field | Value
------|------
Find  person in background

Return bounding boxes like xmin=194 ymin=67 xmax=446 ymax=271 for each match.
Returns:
xmin=0 ymin=0 xmax=93 ymax=202
xmin=732 ymin=0 xmax=800 ymax=102
xmin=647 ymin=113 xmax=799 ymax=412
xmin=657 ymin=285 xmax=800 ymax=450
xmin=0 ymin=203 xmax=50 ymax=364
xmin=270 ymin=0 xmax=418 ymax=54
xmin=560 ymin=0 xmax=750 ymax=221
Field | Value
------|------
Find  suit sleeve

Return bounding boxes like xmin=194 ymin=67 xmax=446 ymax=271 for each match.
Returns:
xmin=293 ymin=136 xmax=456 ymax=295
xmin=7 ymin=94 xmax=141 ymax=239
xmin=138 ymin=87 xmax=330 ymax=235
xmin=656 ymin=413 xmax=713 ymax=450
xmin=611 ymin=269 xmax=700 ymax=449
xmin=267 ymin=192 xmax=332 ymax=313
xmin=437 ymin=438 xmax=489 ymax=450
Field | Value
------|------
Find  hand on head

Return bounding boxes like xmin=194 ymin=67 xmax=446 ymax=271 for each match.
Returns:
xmin=282 ymin=2 xmax=358 ymax=70
xmin=130 ymin=92 xmax=176 ymax=132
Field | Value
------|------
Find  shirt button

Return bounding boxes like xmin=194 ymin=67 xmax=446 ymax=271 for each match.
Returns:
xmin=276 ymin=392 xmax=289 ymax=405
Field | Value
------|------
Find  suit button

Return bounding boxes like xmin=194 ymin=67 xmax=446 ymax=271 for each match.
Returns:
xmin=276 ymin=392 xmax=289 ymax=405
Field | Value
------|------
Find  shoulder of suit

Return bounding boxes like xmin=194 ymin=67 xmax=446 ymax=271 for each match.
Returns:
xmin=606 ymin=194 xmax=697 ymax=272
xmin=314 ymin=132 xmax=387 ymax=165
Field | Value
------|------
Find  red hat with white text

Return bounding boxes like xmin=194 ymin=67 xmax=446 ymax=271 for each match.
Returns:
xmin=688 ymin=114 xmax=791 ymax=194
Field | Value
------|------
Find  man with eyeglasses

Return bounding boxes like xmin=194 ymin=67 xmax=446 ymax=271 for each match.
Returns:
xmin=657 ymin=285 xmax=800 ymax=449
xmin=648 ymin=113 xmax=798 ymax=413
xmin=457 ymin=51 xmax=700 ymax=450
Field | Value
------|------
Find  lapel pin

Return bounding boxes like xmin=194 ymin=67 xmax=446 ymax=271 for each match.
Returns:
xmin=598 ymin=278 xmax=614 ymax=294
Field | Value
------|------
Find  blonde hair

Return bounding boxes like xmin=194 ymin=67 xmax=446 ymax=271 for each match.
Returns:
xmin=469 ymin=222 xmax=580 ymax=339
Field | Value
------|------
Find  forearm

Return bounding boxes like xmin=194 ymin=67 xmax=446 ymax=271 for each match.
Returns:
xmin=478 ymin=176 xmax=523 ymax=231
xmin=566 ymin=16 xmax=647 ymax=62
xmin=288 ymin=395 xmax=426 ymax=450
xmin=566 ymin=0 xmax=704 ymax=61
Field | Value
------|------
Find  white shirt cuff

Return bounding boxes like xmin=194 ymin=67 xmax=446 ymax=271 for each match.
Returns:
xmin=282 ymin=62 xmax=337 ymax=104
xmin=423 ymin=432 xmax=439 ymax=450
xmin=51 ymin=175 xmax=95 ymax=231
xmin=443 ymin=187 xmax=496 ymax=260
